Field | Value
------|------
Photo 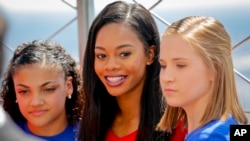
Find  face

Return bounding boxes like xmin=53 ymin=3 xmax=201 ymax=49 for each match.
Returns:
xmin=13 ymin=64 xmax=73 ymax=129
xmin=94 ymin=23 xmax=153 ymax=97
xmin=159 ymin=35 xmax=214 ymax=110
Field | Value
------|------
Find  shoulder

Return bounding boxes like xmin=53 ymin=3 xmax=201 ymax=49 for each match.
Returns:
xmin=186 ymin=116 xmax=237 ymax=141
xmin=40 ymin=124 xmax=77 ymax=141
xmin=202 ymin=115 xmax=237 ymax=134
xmin=16 ymin=121 xmax=30 ymax=133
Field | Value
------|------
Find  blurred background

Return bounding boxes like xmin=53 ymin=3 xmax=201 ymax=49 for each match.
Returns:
xmin=0 ymin=0 xmax=249 ymax=121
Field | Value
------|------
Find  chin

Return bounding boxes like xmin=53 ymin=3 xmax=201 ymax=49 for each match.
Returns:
xmin=106 ymin=90 xmax=122 ymax=97
xmin=166 ymin=100 xmax=182 ymax=107
xmin=108 ymin=92 xmax=123 ymax=97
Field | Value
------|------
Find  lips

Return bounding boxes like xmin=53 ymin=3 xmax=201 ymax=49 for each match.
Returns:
xmin=105 ymin=75 xmax=127 ymax=86
xmin=29 ymin=109 xmax=47 ymax=117
xmin=163 ymin=88 xmax=177 ymax=95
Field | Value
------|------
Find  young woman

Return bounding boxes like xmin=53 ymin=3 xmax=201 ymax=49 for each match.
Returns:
xmin=0 ymin=11 xmax=43 ymax=141
xmin=0 ymin=40 xmax=84 ymax=141
xmin=77 ymin=1 xmax=168 ymax=141
xmin=157 ymin=16 xmax=248 ymax=141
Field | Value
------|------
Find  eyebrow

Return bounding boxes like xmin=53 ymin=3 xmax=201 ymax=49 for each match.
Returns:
xmin=95 ymin=44 xmax=135 ymax=50
xmin=172 ymin=57 xmax=189 ymax=61
xmin=158 ymin=57 xmax=189 ymax=62
xmin=15 ymin=81 xmax=57 ymax=88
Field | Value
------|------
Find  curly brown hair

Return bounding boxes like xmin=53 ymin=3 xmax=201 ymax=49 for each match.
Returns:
xmin=0 ymin=39 xmax=84 ymax=125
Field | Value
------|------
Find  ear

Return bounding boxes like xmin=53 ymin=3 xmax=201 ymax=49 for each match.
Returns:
xmin=146 ymin=45 xmax=155 ymax=65
xmin=65 ymin=76 xmax=73 ymax=97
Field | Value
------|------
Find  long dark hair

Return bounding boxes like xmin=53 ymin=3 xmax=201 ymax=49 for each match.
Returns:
xmin=78 ymin=1 xmax=167 ymax=141
xmin=0 ymin=40 xmax=84 ymax=125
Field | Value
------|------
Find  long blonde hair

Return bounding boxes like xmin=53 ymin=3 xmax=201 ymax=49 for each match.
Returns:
xmin=157 ymin=16 xmax=248 ymax=132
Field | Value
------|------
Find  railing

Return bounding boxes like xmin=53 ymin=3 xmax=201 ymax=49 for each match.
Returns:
xmin=1 ymin=0 xmax=250 ymax=116
xmin=133 ymin=0 xmax=250 ymax=116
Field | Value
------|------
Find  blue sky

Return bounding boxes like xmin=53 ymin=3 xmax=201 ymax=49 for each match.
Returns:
xmin=1 ymin=0 xmax=249 ymax=74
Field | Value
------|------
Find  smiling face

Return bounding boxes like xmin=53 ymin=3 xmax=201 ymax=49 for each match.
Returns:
xmin=13 ymin=64 xmax=73 ymax=132
xmin=159 ymin=34 xmax=214 ymax=110
xmin=94 ymin=23 xmax=152 ymax=97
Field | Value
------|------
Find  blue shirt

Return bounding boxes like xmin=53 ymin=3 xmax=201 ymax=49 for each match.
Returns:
xmin=17 ymin=122 xmax=78 ymax=141
xmin=185 ymin=115 xmax=238 ymax=141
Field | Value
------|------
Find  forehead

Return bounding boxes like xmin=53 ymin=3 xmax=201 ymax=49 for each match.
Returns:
xmin=160 ymin=35 xmax=191 ymax=52
xmin=13 ymin=65 xmax=66 ymax=88
xmin=96 ymin=23 xmax=139 ymax=42
xmin=95 ymin=23 xmax=145 ymax=51
xmin=13 ymin=63 xmax=64 ymax=75
xmin=160 ymin=34 xmax=203 ymax=60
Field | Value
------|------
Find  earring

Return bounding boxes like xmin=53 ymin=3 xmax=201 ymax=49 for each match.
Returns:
xmin=15 ymin=100 xmax=18 ymax=103
xmin=68 ymin=95 xmax=71 ymax=99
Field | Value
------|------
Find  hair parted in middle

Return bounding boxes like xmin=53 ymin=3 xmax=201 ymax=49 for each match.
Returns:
xmin=156 ymin=16 xmax=248 ymax=132
xmin=78 ymin=1 xmax=167 ymax=141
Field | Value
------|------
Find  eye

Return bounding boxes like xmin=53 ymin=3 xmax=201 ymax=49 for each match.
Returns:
xmin=160 ymin=64 xmax=166 ymax=69
xmin=43 ymin=87 xmax=56 ymax=93
xmin=96 ymin=54 xmax=106 ymax=59
xmin=120 ymin=52 xmax=131 ymax=57
xmin=16 ymin=89 xmax=29 ymax=95
xmin=177 ymin=64 xmax=186 ymax=68
xmin=159 ymin=62 xmax=167 ymax=69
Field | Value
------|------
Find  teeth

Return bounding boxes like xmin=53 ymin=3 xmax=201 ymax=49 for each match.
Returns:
xmin=107 ymin=76 xmax=123 ymax=82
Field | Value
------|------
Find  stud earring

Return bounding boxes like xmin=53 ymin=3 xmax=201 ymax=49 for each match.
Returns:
xmin=68 ymin=95 xmax=72 ymax=99
xmin=15 ymin=100 xmax=18 ymax=103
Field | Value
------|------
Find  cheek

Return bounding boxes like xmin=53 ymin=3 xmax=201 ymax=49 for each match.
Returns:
xmin=159 ymin=71 xmax=164 ymax=84
xmin=159 ymin=68 xmax=165 ymax=77
xmin=129 ymin=63 xmax=145 ymax=77
xmin=48 ymin=94 xmax=66 ymax=109
xmin=16 ymin=98 xmax=28 ymax=114
xmin=130 ymin=55 xmax=148 ymax=73
xmin=183 ymin=70 xmax=212 ymax=96
xmin=177 ymin=70 xmax=198 ymax=92
xmin=94 ymin=61 xmax=102 ymax=76
xmin=135 ymin=66 xmax=147 ymax=85
xmin=52 ymin=98 xmax=66 ymax=108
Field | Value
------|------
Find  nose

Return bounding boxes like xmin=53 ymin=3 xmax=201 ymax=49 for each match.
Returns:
xmin=30 ymin=93 xmax=44 ymax=106
xmin=104 ymin=56 xmax=121 ymax=71
xmin=160 ymin=67 xmax=175 ymax=83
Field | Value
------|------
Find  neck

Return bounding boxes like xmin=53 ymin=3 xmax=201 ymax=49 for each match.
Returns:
xmin=111 ymin=90 xmax=141 ymax=137
xmin=184 ymin=93 xmax=211 ymax=133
